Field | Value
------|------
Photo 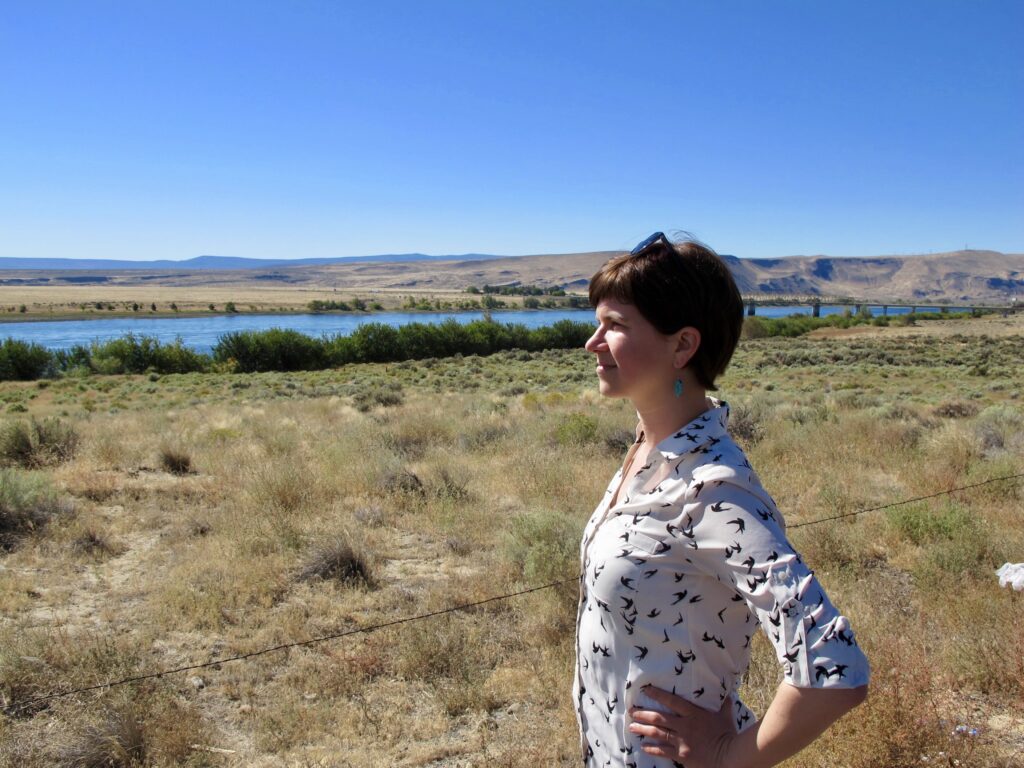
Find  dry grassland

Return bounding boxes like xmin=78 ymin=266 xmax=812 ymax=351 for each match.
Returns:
xmin=0 ymin=319 xmax=1023 ymax=766
xmin=0 ymin=285 xmax=465 ymax=319
xmin=0 ymin=252 xmax=615 ymax=319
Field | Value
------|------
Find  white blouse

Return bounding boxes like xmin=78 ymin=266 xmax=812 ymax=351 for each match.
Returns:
xmin=574 ymin=399 xmax=869 ymax=766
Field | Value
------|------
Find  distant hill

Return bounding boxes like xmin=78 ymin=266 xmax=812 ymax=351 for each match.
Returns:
xmin=720 ymin=250 xmax=1024 ymax=301
xmin=302 ymin=249 xmax=1023 ymax=302
xmin=0 ymin=253 xmax=500 ymax=271
xmin=1 ymin=249 xmax=1021 ymax=302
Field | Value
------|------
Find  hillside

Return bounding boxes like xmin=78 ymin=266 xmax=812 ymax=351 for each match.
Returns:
xmin=723 ymin=250 xmax=1024 ymax=302
xmin=1 ymin=249 xmax=1021 ymax=303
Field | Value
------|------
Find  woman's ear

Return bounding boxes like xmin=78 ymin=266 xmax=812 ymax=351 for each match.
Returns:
xmin=673 ymin=327 xmax=701 ymax=370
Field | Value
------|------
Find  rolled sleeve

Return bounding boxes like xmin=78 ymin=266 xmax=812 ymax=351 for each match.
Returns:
xmin=686 ymin=481 xmax=870 ymax=690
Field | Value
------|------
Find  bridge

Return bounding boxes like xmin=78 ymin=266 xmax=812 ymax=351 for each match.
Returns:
xmin=741 ymin=295 xmax=1019 ymax=317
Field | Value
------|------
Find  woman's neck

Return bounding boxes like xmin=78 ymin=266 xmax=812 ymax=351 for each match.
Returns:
xmin=636 ymin=388 xmax=710 ymax=447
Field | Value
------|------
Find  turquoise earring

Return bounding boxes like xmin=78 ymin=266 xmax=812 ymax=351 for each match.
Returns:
xmin=674 ymin=378 xmax=684 ymax=398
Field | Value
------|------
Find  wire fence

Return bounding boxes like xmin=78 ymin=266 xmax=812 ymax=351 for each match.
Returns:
xmin=7 ymin=471 xmax=1022 ymax=716
xmin=788 ymin=472 xmax=1024 ymax=528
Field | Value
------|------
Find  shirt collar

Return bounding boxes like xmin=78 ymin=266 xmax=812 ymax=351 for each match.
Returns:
xmin=639 ymin=396 xmax=731 ymax=464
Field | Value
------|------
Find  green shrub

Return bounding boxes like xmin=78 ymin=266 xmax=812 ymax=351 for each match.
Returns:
xmin=345 ymin=323 xmax=401 ymax=362
xmin=0 ymin=339 xmax=54 ymax=381
xmin=456 ymin=422 xmax=510 ymax=450
xmin=741 ymin=316 xmax=770 ymax=339
xmin=972 ymin=404 xmax=1024 ymax=453
xmin=887 ymin=501 xmax=975 ymax=546
xmin=52 ymin=345 xmax=93 ymax=373
xmin=86 ymin=334 xmax=209 ymax=375
xmin=913 ymin=524 xmax=1000 ymax=588
xmin=308 ymin=299 xmax=351 ymax=311
xmin=503 ymin=509 xmax=579 ymax=605
xmin=0 ymin=469 xmax=71 ymax=549
xmin=554 ymin=413 xmax=599 ymax=447
xmin=353 ymin=381 xmax=404 ymax=411
xmin=527 ymin=319 xmax=592 ymax=350
xmin=213 ymin=328 xmax=327 ymax=372
xmin=735 ymin=310 xmax=968 ymax=338
xmin=396 ymin=321 xmax=455 ymax=359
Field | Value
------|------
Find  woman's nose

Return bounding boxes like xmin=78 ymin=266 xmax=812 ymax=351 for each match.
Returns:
xmin=585 ymin=327 xmax=606 ymax=352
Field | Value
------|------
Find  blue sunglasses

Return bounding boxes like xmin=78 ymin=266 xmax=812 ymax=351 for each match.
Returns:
xmin=630 ymin=231 xmax=671 ymax=256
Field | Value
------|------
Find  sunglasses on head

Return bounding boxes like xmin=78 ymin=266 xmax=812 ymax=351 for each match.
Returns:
xmin=630 ymin=231 xmax=671 ymax=256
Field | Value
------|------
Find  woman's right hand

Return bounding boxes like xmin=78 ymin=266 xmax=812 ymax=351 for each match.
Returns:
xmin=628 ymin=686 xmax=738 ymax=768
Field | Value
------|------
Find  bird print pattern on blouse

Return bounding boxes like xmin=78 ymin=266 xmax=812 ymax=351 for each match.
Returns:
xmin=574 ymin=398 xmax=869 ymax=767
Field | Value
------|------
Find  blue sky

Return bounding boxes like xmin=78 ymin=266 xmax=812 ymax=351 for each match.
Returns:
xmin=2 ymin=1 xmax=1021 ymax=261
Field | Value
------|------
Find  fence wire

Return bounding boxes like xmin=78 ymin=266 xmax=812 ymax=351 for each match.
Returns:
xmin=7 ymin=471 xmax=1022 ymax=715
xmin=788 ymin=472 xmax=1024 ymax=528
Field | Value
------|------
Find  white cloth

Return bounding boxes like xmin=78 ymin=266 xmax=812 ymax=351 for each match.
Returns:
xmin=574 ymin=399 xmax=870 ymax=766
xmin=997 ymin=563 xmax=1024 ymax=591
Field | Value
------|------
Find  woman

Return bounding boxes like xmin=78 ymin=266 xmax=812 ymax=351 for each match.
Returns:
xmin=575 ymin=233 xmax=869 ymax=767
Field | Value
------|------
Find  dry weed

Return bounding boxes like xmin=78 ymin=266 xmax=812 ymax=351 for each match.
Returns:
xmin=297 ymin=538 xmax=375 ymax=588
xmin=158 ymin=445 xmax=193 ymax=476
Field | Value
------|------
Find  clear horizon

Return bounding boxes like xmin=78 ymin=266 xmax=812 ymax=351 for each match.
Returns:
xmin=2 ymin=245 xmax=1023 ymax=265
xmin=2 ymin=1 xmax=1022 ymax=262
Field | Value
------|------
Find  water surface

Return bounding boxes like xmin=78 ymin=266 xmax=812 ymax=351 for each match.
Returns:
xmin=0 ymin=305 xmax=967 ymax=353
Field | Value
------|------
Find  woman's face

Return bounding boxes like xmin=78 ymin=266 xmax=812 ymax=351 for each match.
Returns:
xmin=585 ymin=298 xmax=680 ymax=408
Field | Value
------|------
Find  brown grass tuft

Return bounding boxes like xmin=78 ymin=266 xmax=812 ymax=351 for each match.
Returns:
xmin=0 ymin=417 xmax=79 ymax=468
xmin=379 ymin=468 xmax=424 ymax=496
xmin=297 ymin=539 xmax=375 ymax=588
xmin=158 ymin=446 xmax=193 ymax=475
xmin=59 ymin=705 xmax=147 ymax=768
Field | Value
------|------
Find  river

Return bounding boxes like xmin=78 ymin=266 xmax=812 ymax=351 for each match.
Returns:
xmin=0 ymin=305 xmax=965 ymax=353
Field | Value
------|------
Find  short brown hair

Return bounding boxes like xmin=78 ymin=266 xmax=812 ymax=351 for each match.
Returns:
xmin=588 ymin=236 xmax=743 ymax=390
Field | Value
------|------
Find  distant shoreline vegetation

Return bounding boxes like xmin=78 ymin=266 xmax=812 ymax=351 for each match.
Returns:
xmin=740 ymin=307 xmax=984 ymax=338
xmin=309 ymin=289 xmax=587 ymax=312
xmin=0 ymin=310 xmax=983 ymax=382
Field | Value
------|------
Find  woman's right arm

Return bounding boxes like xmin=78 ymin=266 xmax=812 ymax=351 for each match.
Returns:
xmin=723 ymin=682 xmax=867 ymax=768
xmin=631 ymin=681 xmax=867 ymax=768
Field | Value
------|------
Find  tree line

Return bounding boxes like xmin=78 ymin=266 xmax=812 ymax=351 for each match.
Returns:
xmin=1 ymin=310 xmax=981 ymax=382
xmin=465 ymin=284 xmax=567 ymax=296
xmin=0 ymin=319 xmax=594 ymax=380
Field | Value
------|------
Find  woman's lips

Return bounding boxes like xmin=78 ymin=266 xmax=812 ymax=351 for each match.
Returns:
xmin=595 ymin=362 xmax=617 ymax=373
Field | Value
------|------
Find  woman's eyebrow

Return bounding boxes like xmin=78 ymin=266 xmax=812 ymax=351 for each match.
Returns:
xmin=596 ymin=306 xmax=626 ymax=321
